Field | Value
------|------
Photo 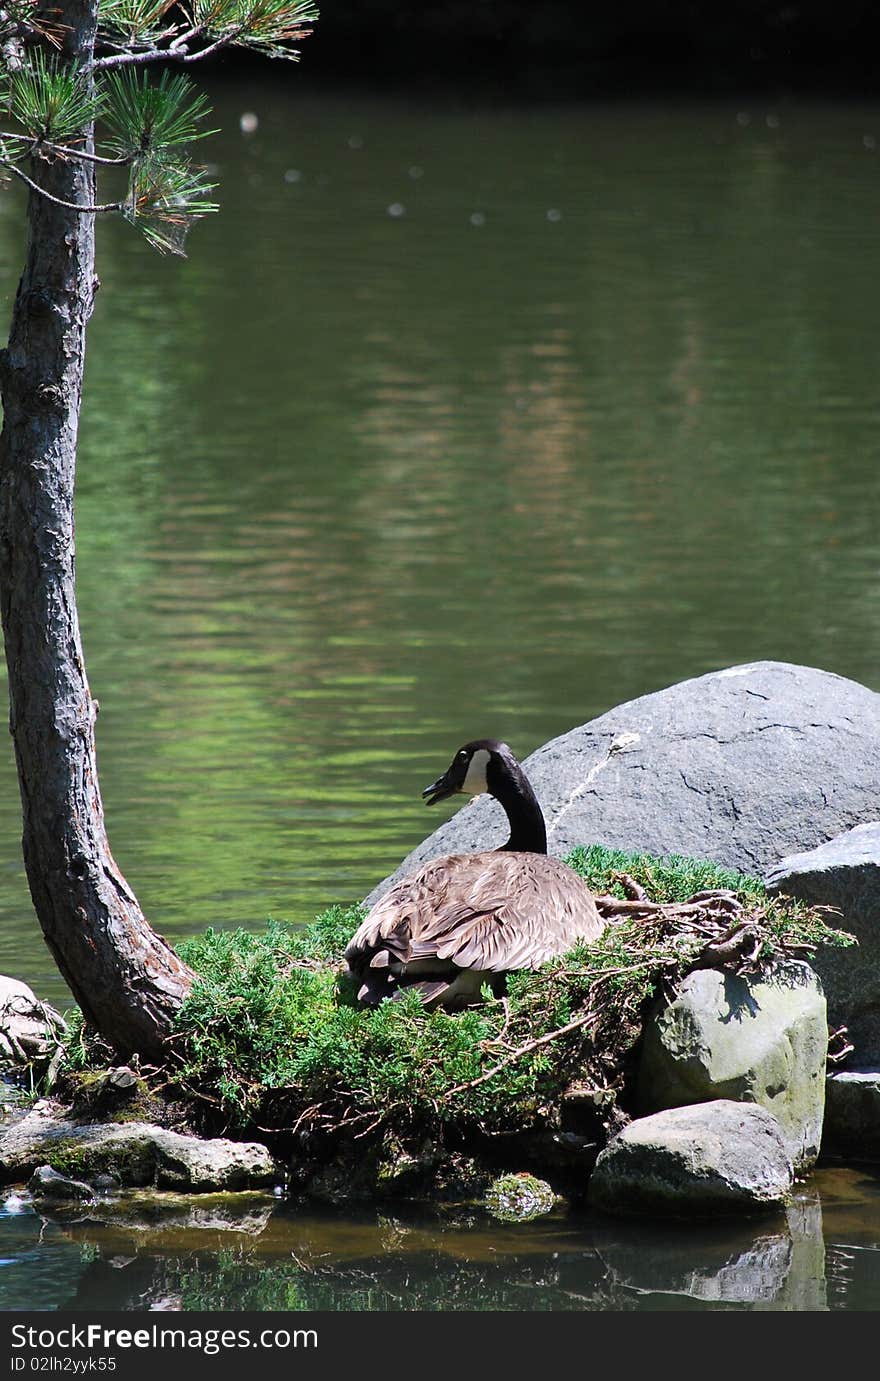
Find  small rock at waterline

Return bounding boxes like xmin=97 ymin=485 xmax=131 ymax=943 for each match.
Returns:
xmin=29 ymin=1164 xmax=93 ymax=1202
xmin=589 ymin=1100 xmax=793 ymax=1217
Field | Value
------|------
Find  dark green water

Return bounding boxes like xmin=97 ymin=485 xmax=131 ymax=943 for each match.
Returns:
xmin=1 ymin=1167 xmax=879 ymax=1311
xmin=1 ymin=83 xmax=880 ymax=1309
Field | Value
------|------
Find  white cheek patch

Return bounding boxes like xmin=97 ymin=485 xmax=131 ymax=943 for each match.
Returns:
xmin=462 ymin=748 xmax=490 ymax=795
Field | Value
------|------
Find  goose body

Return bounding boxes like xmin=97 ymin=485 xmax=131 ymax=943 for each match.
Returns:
xmin=345 ymin=739 xmax=604 ymax=1010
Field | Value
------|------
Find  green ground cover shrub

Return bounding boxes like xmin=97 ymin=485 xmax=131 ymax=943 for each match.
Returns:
xmin=162 ymin=846 xmax=852 ymax=1146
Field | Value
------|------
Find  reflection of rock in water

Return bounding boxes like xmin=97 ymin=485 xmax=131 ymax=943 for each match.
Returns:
xmin=65 ymin=1255 xmax=173 ymax=1312
xmin=41 ymin=1190 xmax=275 ymax=1245
xmin=6 ymin=1186 xmax=842 ymax=1312
xmin=591 ymin=1193 xmax=828 ymax=1310
xmin=52 ymin=1207 xmax=827 ymax=1313
xmin=768 ymin=1195 xmax=828 ymax=1312
xmin=687 ymin=1236 xmax=792 ymax=1305
xmin=594 ymin=1224 xmax=791 ymax=1306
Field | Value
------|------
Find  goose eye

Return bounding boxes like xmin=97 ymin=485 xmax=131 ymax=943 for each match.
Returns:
xmin=457 ymin=750 xmax=468 ymax=761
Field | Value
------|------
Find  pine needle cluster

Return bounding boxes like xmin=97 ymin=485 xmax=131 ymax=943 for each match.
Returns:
xmin=0 ymin=0 xmax=318 ymax=252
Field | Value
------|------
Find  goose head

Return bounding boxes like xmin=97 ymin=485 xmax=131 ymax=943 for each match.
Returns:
xmin=421 ymin=738 xmax=547 ymax=854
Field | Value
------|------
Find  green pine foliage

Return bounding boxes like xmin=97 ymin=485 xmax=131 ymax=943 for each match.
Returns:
xmin=102 ymin=68 xmax=216 ymax=157
xmin=121 ymin=156 xmax=218 ymax=253
xmin=0 ymin=0 xmax=317 ymax=253
xmin=165 ymin=847 xmax=854 ymax=1142
xmin=3 ymin=50 xmax=103 ymax=143
xmin=98 ymin=0 xmax=178 ymax=48
xmin=99 ymin=68 xmax=218 ymax=252
xmin=186 ymin=0 xmax=319 ymax=60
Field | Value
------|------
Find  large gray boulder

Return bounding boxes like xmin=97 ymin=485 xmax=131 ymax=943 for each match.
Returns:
xmin=765 ymin=823 xmax=880 ymax=1063
xmin=367 ymin=661 xmax=880 ymax=903
xmin=589 ymin=1100 xmax=793 ymax=1217
xmin=636 ymin=961 xmax=827 ymax=1172
xmin=0 ymin=1103 xmax=278 ymax=1192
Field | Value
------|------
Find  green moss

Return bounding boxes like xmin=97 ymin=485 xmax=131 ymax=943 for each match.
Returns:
xmin=62 ymin=1066 xmax=157 ymax=1126
xmin=159 ymin=847 xmax=851 ymax=1154
xmin=484 ymin=1172 xmax=557 ymax=1222
xmin=39 ymin=1134 xmax=153 ymax=1184
xmin=38 ymin=1139 xmax=90 ymax=1178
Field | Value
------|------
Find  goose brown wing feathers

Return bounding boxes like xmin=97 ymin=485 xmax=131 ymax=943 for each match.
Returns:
xmin=345 ymin=851 xmax=603 ymax=977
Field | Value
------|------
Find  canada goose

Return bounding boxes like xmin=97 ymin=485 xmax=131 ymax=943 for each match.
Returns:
xmin=345 ymin=738 xmax=604 ymax=1010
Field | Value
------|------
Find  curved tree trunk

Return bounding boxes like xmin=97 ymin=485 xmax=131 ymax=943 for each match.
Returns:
xmin=0 ymin=0 xmax=194 ymax=1059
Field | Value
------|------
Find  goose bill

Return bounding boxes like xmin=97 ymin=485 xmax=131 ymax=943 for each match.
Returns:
xmin=422 ymin=771 xmax=457 ymax=806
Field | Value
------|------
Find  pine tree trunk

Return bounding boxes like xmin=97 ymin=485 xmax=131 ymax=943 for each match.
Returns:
xmin=0 ymin=0 xmax=194 ymax=1059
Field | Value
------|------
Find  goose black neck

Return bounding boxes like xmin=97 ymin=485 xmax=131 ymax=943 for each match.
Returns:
xmin=491 ymin=763 xmax=548 ymax=854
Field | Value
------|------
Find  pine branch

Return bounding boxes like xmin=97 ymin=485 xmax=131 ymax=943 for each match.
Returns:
xmin=91 ymin=0 xmax=318 ymax=69
xmin=92 ymin=32 xmax=233 ymax=71
xmin=121 ymin=155 xmax=218 ymax=255
xmin=0 ymin=156 xmax=121 ymax=211
xmin=98 ymin=0 xmax=180 ymax=48
xmin=1 ymin=1 xmax=65 ymax=67
xmin=444 ymin=1008 xmax=602 ymax=1099
xmin=0 ymin=129 xmax=131 ymax=164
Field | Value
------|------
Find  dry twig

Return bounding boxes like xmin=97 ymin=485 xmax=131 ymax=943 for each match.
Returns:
xmin=445 ymin=1007 xmax=602 ymax=1099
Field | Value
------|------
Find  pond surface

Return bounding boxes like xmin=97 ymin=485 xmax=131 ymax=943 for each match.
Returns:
xmin=1 ymin=82 xmax=880 ymax=1310
xmin=0 ymin=1167 xmax=879 ymax=1311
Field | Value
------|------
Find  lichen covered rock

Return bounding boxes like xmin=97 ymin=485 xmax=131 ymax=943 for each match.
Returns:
xmin=0 ymin=1102 xmax=278 ymax=1192
xmin=484 ymin=1172 xmax=557 ymax=1222
xmin=637 ymin=961 xmax=827 ymax=1171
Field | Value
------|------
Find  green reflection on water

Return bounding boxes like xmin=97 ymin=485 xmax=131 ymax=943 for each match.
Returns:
xmin=1 ymin=89 xmax=880 ymax=1008
xmin=2 ymin=1166 xmax=879 ymax=1311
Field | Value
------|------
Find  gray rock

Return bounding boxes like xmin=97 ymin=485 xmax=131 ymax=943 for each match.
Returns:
xmin=150 ymin=1128 xmax=277 ymax=1193
xmin=637 ymin=961 xmax=827 ymax=1172
xmin=0 ymin=977 xmax=66 ymax=1068
xmin=589 ymin=1100 xmax=794 ymax=1217
xmin=29 ymin=1164 xmax=93 ymax=1202
xmin=823 ymin=1069 xmax=880 ymax=1158
xmin=0 ymin=1102 xmax=278 ymax=1192
xmin=765 ymin=823 xmax=880 ymax=1063
xmin=367 ymin=661 xmax=880 ymax=903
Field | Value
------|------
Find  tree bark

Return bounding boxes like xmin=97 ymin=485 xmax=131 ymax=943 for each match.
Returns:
xmin=0 ymin=0 xmax=194 ymax=1059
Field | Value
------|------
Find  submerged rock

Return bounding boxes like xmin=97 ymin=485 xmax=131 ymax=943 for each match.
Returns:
xmin=589 ymin=1100 xmax=794 ymax=1217
xmin=765 ymin=823 xmax=880 ymax=1063
xmin=367 ymin=661 xmax=880 ymax=902
xmin=0 ymin=1102 xmax=278 ymax=1192
xmin=637 ymin=961 xmax=827 ymax=1172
